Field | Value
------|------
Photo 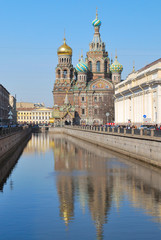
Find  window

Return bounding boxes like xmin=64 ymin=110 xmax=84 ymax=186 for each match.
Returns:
xmin=89 ymin=61 xmax=92 ymax=72
xmin=63 ymin=70 xmax=67 ymax=78
xmin=99 ymin=97 xmax=102 ymax=102
xmin=70 ymin=69 xmax=73 ymax=79
xmin=82 ymin=97 xmax=84 ymax=102
xmin=94 ymin=97 xmax=97 ymax=102
xmin=57 ymin=70 xmax=60 ymax=78
xmin=104 ymin=61 xmax=107 ymax=72
xmin=96 ymin=61 xmax=100 ymax=72
xmin=82 ymin=109 xmax=85 ymax=115
xmin=94 ymin=109 xmax=97 ymax=115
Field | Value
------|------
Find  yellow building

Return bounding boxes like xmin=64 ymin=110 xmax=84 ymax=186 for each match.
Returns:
xmin=17 ymin=107 xmax=53 ymax=125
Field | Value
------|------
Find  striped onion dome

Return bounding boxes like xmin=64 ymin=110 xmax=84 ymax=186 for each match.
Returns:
xmin=92 ymin=18 xmax=101 ymax=27
xmin=110 ymin=56 xmax=123 ymax=73
xmin=92 ymin=9 xmax=101 ymax=27
xmin=76 ymin=57 xmax=88 ymax=73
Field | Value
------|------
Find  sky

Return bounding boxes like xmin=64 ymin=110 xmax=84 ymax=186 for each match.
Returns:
xmin=0 ymin=0 xmax=161 ymax=107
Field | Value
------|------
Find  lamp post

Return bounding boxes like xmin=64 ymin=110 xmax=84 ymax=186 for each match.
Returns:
xmin=8 ymin=110 xmax=13 ymax=126
xmin=106 ymin=112 xmax=110 ymax=124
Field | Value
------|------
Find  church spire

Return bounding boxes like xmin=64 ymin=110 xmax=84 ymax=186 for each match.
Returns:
xmin=96 ymin=7 xmax=98 ymax=19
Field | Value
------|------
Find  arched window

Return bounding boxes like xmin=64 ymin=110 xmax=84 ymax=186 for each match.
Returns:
xmin=62 ymin=58 xmax=63 ymax=63
xmin=84 ymin=76 xmax=86 ymax=80
xmin=63 ymin=70 xmax=67 ymax=78
xmin=57 ymin=69 xmax=60 ymax=78
xmin=70 ymin=69 xmax=73 ymax=79
xmin=96 ymin=61 xmax=100 ymax=72
xmin=89 ymin=61 xmax=92 ymax=72
xmin=104 ymin=60 xmax=107 ymax=73
xmin=67 ymin=58 xmax=68 ymax=63
xmin=64 ymin=58 xmax=66 ymax=63
xmin=97 ymin=43 xmax=99 ymax=48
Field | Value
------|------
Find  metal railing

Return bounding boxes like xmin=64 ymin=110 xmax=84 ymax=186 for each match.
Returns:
xmin=0 ymin=126 xmax=24 ymax=138
xmin=64 ymin=125 xmax=161 ymax=139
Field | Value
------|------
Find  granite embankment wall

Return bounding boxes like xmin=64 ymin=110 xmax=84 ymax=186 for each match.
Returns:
xmin=0 ymin=128 xmax=31 ymax=164
xmin=49 ymin=127 xmax=161 ymax=168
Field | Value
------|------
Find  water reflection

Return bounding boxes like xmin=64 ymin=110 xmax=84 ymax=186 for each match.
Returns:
xmin=0 ymin=135 xmax=31 ymax=192
xmin=51 ymin=134 xmax=161 ymax=239
xmin=12 ymin=133 xmax=161 ymax=239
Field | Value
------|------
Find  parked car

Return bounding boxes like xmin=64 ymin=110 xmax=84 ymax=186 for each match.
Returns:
xmin=139 ymin=125 xmax=156 ymax=130
xmin=139 ymin=125 xmax=150 ymax=130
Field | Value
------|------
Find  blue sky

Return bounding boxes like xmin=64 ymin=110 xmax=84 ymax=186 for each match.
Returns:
xmin=0 ymin=0 xmax=161 ymax=106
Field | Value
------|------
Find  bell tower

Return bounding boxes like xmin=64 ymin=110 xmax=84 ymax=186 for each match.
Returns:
xmin=86 ymin=9 xmax=110 ymax=80
xmin=53 ymin=35 xmax=74 ymax=106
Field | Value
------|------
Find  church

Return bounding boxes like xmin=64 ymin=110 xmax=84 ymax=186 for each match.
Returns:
xmin=52 ymin=10 xmax=123 ymax=126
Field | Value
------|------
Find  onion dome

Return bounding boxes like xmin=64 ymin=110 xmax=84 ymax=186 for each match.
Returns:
xmin=57 ymin=38 xmax=72 ymax=56
xmin=76 ymin=55 xmax=88 ymax=73
xmin=92 ymin=8 xmax=101 ymax=27
xmin=110 ymin=56 xmax=123 ymax=73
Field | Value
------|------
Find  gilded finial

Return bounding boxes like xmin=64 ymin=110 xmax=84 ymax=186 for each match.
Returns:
xmin=96 ymin=7 xmax=98 ymax=19
xmin=111 ymin=53 xmax=113 ymax=64
xmin=133 ymin=60 xmax=135 ymax=72
xmin=81 ymin=49 xmax=83 ymax=59
xmin=63 ymin=29 xmax=66 ymax=43
xmin=115 ymin=49 xmax=117 ymax=59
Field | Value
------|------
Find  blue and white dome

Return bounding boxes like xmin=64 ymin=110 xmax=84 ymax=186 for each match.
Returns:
xmin=92 ymin=18 xmax=101 ymax=27
xmin=76 ymin=58 xmax=88 ymax=73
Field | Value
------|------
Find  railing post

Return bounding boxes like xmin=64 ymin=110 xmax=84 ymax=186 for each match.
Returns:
xmin=118 ymin=127 xmax=120 ymax=134
xmin=124 ymin=128 xmax=126 ymax=135
xmin=107 ymin=127 xmax=109 ymax=133
xmin=140 ymin=129 xmax=143 ymax=136
xmin=132 ymin=128 xmax=134 ymax=136
xmin=151 ymin=129 xmax=154 ymax=137
xmin=112 ymin=128 xmax=114 ymax=133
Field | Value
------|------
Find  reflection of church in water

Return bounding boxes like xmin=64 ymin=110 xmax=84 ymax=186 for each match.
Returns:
xmin=53 ymin=135 xmax=113 ymax=240
xmin=51 ymin=134 xmax=161 ymax=239
xmin=52 ymin=10 xmax=123 ymax=125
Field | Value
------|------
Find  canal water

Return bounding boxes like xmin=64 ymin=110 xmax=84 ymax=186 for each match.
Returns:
xmin=0 ymin=133 xmax=161 ymax=240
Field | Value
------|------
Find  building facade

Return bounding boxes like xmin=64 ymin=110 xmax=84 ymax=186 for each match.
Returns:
xmin=53 ymin=11 xmax=123 ymax=125
xmin=9 ymin=95 xmax=17 ymax=124
xmin=0 ymin=84 xmax=17 ymax=125
xmin=115 ymin=58 xmax=161 ymax=126
xmin=17 ymin=106 xmax=52 ymax=125
xmin=0 ymin=84 xmax=9 ymax=125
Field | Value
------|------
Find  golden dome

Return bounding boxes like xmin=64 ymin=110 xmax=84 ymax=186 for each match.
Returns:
xmin=57 ymin=38 xmax=72 ymax=56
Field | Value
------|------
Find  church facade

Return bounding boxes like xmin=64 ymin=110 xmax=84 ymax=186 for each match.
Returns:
xmin=53 ymin=11 xmax=123 ymax=125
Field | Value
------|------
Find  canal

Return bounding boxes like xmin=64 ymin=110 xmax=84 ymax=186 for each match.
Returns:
xmin=0 ymin=132 xmax=161 ymax=240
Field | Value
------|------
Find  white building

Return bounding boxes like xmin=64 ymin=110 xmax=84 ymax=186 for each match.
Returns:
xmin=115 ymin=58 xmax=161 ymax=126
